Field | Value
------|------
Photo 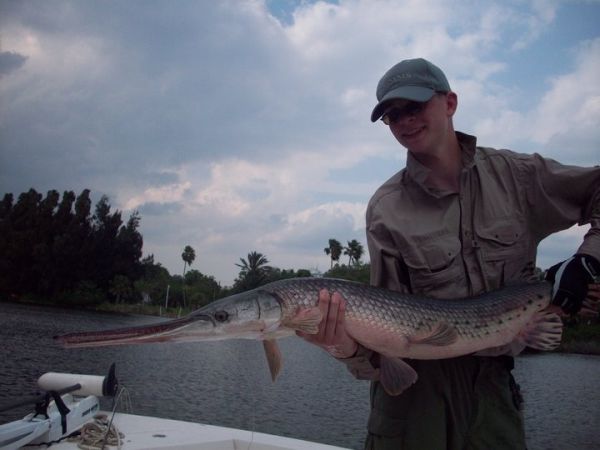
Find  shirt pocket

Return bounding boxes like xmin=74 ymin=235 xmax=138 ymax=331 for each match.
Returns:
xmin=475 ymin=218 xmax=529 ymax=283
xmin=401 ymin=235 xmax=464 ymax=297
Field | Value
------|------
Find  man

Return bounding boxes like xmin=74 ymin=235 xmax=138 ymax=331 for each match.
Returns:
xmin=300 ymin=58 xmax=600 ymax=449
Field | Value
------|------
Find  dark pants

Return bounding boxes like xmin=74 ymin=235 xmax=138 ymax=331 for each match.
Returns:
xmin=365 ymin=355 xmax=525 ymax=450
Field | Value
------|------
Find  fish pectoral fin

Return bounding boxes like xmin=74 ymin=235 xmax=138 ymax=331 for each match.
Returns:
xmin=379 ymin=357 xmax=418 ymax=396
xmin=518 ymin=309 xmax=563 ymax=351
xmin=263 ymin=339 xmax=283 ymax=382
xmin=409 ymin=321 xmax=458 ymax=346
xmin=282 ymin=307 xmax=322 ymax=334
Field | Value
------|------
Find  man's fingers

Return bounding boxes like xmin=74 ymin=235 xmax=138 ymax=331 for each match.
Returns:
xmin=315 ymin=288 xmax=329 ymax=339
xmin=332 ymin=292 xmax=348 ymax=336
xmin=324 ymin=293 xmax=341 ymax=344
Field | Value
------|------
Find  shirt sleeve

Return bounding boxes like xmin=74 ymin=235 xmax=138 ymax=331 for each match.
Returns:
xmin=516 ymin=153 xmax=600 ymax=262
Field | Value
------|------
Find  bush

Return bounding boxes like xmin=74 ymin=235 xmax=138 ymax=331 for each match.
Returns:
xmin=56 ymin=280 xmax=106 ymax=306
xmin=324 ymin=263 xmax=370 ymax=283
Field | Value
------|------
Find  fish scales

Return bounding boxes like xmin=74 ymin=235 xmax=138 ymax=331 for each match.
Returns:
xmin=263 ymin=277 xmax=553 ymax=359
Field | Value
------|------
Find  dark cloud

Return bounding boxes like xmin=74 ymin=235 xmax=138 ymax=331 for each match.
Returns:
xmin=0 ymin=51 xmax=27 ymax=77
xmin=0 ymin=1 xmax=321 ymax=199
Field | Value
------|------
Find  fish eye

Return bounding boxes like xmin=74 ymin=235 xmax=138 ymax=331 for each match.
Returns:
xmin=214 ymin=310 xmax=229 ymax=322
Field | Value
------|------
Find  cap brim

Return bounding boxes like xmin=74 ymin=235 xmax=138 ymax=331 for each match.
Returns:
xmin=370 ymin=86 xmax=436 ymax=122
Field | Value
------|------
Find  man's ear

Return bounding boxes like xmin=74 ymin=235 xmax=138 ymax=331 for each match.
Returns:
xmin=446 ymin=91 xmax=458 ymax=117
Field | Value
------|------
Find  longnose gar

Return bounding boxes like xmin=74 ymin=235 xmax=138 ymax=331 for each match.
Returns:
xmin=56 ymin=278 xmax=562 ymax=395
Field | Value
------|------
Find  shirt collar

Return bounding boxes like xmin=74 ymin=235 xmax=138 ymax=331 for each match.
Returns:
xmin=405 ymin=131 xmax=478 ymax=195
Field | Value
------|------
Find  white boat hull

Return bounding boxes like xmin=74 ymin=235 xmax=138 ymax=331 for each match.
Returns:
xmin=22 ymin=410 xmax=351 ymax=450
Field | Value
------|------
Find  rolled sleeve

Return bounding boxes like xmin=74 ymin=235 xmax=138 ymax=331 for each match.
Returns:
xmin=518 ymin=154 xmax=600 ymax=261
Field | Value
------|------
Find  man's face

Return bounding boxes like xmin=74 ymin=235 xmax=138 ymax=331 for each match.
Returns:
xmin=382 ymin=92 xmax=457 ymax=156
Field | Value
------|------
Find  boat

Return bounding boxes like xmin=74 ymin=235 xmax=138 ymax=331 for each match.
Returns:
xmin=0 ymin=365 xmax=350 ymax=450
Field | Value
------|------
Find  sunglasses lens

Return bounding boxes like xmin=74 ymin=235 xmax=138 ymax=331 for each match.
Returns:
xmin=381 ymin=101 xmax=425 ymax=125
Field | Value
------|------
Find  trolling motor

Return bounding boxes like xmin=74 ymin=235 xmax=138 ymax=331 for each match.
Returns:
xmin=0 ymin=364 xmax=118 ymax=450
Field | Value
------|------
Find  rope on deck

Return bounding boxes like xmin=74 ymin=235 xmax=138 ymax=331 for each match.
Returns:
xmin=69 ymin=413 xmax=124 ymax=450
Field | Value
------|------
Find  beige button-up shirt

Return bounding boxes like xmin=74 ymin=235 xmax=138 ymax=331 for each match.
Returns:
xmin=343 ymin=131 xmax=600 ymax=377
xmin=367 ymin=131 xmax=600 ymax=297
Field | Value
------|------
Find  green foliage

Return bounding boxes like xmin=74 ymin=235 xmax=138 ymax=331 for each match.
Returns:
xmin=325 ymin=263 xmax=370 ymax=283
xmin=265 ymin=267 xmax=313 ymax=283
xmin=343 ymin=239 xmax=364 ymax=266
xmin=180 ymin=245 xmax=196 ymax=307
xmin=1 ymin=190 xmax=370 ymax=313
xmin=324 ymin=238 xmax=343 ymax=269
xmin=183 ymin=269 xmax=221 ymax=309
xmin=0 ymin=189 xmax=143 ymax=306
xmin=233 ymin=251 xmax=272 ymax=291
xmin=562 ymin=320 xmax=600 ymax=343
xmin=134 ymin=255 xmax=171 ymax=305
xmin=181 ymin=245 xmax=196 ymax=271
xmin=56 ymin=280 xmax=106 ymax=307
xmin=109 ymin=274 xmax=133 ymax=304
xmin=558 ymin=320 xmax=600 ymax=354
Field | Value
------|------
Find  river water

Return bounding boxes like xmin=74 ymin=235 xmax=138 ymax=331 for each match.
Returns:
xmin=0 ymin=302 xmax=598 ymax=450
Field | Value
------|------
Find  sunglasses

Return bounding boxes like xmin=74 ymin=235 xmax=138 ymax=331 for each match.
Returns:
xmin=381 ymin=101 xmax=428 ymax=125
xmin=381 ymin=92 xmax=447 ymax=125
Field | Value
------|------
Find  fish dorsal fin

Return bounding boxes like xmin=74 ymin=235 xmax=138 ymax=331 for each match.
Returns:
xmin=517 ymin=309 xmax=563 ymax=351
xmin=380 ymin=357 xmax=418 ymax=396
xmin=409 ymin=321 xmax=458 ymax=346
xmin=262 ymin=339 xmax=283 ymax=381
xmin=281 ymin=307 xmax=322 ymax=334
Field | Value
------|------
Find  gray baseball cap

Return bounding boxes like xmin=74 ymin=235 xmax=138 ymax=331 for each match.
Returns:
xmin=370 ymin=58 xmax=451 ymax=122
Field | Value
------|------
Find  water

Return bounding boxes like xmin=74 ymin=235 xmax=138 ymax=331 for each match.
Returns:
xmin=1 ymin=302 xmax=598 ymax=450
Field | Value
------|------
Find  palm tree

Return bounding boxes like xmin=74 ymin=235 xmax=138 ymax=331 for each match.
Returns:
xmin=181 ymin=245 xmax=196 ymax=307
xmin=235 ymin=251 xmax=271 ymax=290
xmin=182 ymin=245 xmax=196 ymax=274
xmin=324 ymin=238 xmax=343 ymax=268
xmin=344 ymin=239 xmax=364 ymax=266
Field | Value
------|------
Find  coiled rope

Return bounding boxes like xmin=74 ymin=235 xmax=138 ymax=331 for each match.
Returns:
xmin=68 ymin=386 xmax=130 ymax=449
xmin=72 ymin=414 xmax=124 ymax=450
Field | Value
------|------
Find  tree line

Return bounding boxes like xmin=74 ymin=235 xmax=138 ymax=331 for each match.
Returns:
xmin=0 ymin=189 xmax=143 ymax=305
xmin=0 ymin=188 xmax=368 ymax=311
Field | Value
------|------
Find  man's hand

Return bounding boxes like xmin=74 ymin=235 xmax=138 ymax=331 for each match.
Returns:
xmin=545 ymin=254 xmax=600 ymax=314
xmin=297 ymin=288 xmax=359 ymax=359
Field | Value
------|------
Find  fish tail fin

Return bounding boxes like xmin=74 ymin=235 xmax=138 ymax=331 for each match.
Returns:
xmin=518 ymin=309 xmax=563 ymax=351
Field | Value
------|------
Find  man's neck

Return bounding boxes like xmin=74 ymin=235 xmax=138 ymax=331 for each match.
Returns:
xmin=411 ymin=132 xmax=462 ymax=192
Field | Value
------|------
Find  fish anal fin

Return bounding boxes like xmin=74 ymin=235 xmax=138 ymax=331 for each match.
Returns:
xmin=282 ymin=307 xmax=322 ymax=334
xmin=409 ymin=321 xmax=458 ymax=346
xmin=380 ymin=357 xmax=418 ymax=396
xmin=518 ymin=309 xmax=563 ymax=351
xmin=262 ymin=339 xmax=283 ymax=382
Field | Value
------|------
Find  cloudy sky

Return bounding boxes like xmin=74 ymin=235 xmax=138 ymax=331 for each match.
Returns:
xmin=1 ymin=0 xmax=599 ymax=286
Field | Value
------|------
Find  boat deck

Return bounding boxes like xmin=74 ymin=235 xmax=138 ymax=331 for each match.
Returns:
xmin=24 ymin=411 xmax=351 ymax=450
